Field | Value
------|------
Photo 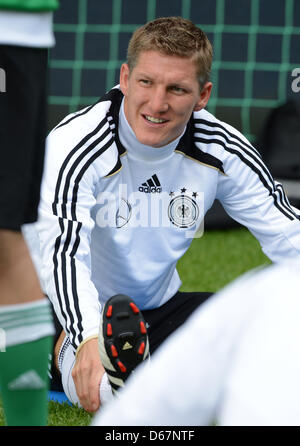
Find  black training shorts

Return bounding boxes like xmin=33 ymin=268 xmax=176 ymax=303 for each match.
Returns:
xmin=142 ymin=290 xmax=213 ymax=354
xmin=0 ymin=45 xmax=48 ymax=230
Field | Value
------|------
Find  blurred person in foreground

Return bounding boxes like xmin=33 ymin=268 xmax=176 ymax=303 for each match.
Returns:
xmin=0 ymin=0 xmax=58 ymax=426
xmin=93 ymin=258 xmax=300 ymax=426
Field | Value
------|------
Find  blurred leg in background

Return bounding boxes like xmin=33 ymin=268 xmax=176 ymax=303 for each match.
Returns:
xmin=0 ymin=5 xmax=58 ymax=425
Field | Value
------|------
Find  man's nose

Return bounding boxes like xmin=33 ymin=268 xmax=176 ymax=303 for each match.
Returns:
xmin=149 ymin=87 xmax=169 ymax=114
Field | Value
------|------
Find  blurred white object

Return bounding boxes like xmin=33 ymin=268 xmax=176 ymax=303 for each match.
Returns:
xmin=92 ymin=259 xmax=300 ymax=426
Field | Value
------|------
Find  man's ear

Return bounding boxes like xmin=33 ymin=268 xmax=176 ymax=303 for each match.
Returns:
xmin=119 ymin=63 xmax=130 ymax=96
xmin=194 ymin=82 xmax=213 ymax=112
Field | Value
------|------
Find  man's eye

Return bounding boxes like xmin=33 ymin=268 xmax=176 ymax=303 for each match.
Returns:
xmin=139 ymin=79 xmax=151 ymax=85
xmin=170 ymin=86 xmax=185 ymax=94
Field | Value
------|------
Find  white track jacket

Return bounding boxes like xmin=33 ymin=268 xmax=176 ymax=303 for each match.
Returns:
xmin=24 ymin=86 xmax=300 ymax=351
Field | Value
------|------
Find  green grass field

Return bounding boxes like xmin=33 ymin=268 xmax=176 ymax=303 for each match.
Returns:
xmin=0 ymin=227 xmax=270 ymax=426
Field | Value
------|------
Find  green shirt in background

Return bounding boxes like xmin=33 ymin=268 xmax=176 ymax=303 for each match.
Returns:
xmin=0 ymin=0 xmax=59 ymax=11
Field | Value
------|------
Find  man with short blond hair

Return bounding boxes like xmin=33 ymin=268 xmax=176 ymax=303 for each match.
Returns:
xmin=25 ymin=16 xmax=300 ymax=413
xmin=126 ymin=16 xmax=213 ymax=88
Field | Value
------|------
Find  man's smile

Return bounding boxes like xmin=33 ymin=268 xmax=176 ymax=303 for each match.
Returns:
xmin=143 ymin=114 xmax=169 ymax=124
